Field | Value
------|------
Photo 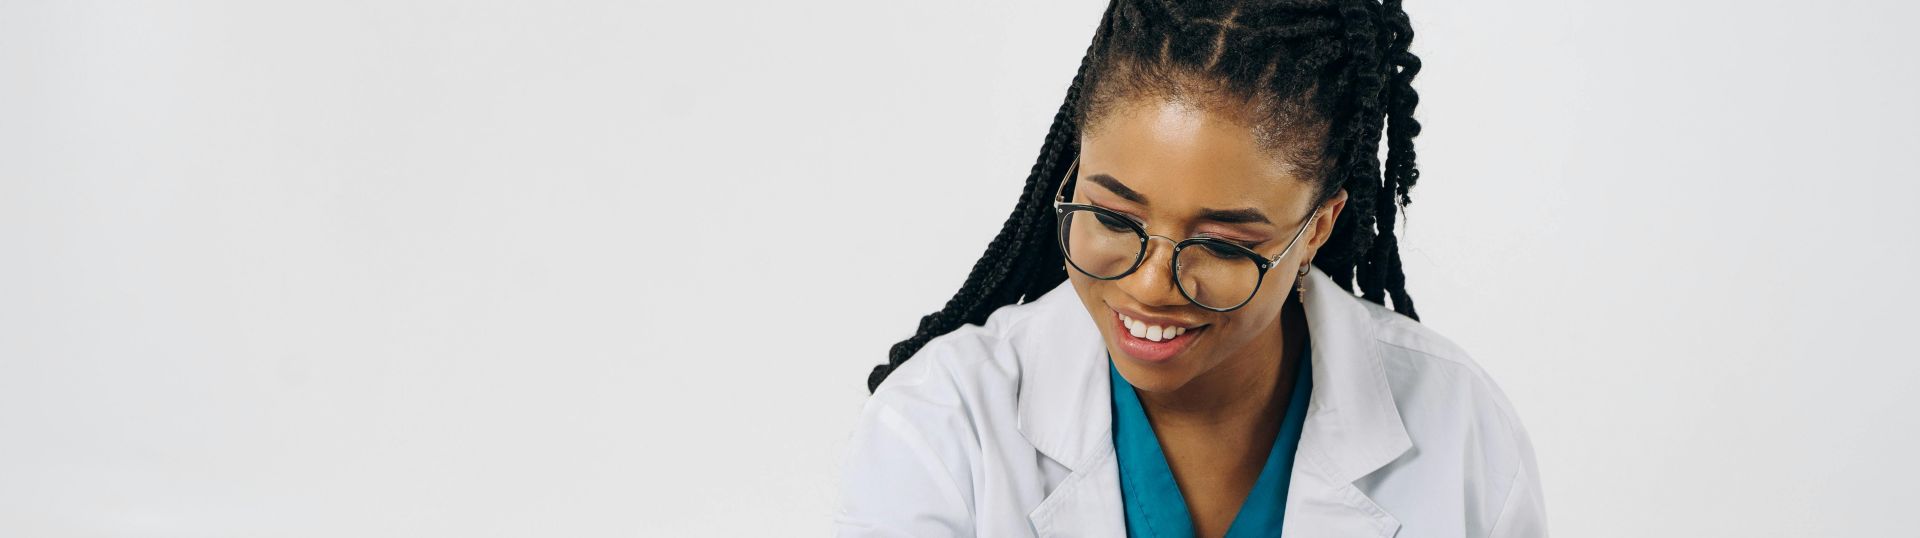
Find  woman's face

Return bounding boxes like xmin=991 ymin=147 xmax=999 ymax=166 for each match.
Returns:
xmin=1068 ymin=98 xmax=1346 ymax=395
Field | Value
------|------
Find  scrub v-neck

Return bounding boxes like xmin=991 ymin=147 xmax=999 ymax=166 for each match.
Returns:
xmin=1109 ymin=337 xmax=1314 ymax=538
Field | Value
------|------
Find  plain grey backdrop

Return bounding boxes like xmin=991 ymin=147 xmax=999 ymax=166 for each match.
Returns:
xmin=3 ymin=0 xmax=1917 ymax=536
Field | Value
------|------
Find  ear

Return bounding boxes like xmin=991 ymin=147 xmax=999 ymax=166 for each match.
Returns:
xmin=1303 ymin=188 xmax=1348 ymax=256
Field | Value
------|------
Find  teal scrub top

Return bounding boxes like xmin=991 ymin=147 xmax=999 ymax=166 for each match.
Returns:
xmin=1109 ymin=338 xmax=1313 ymax=538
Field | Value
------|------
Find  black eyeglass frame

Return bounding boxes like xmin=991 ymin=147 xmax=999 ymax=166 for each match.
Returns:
xmin=1050 ymin=157 xmax=1322 ymax=312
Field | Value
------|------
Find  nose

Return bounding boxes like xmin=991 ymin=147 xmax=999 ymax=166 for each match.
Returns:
xmin=1116 ymin=235 xmax=1190 ymax=308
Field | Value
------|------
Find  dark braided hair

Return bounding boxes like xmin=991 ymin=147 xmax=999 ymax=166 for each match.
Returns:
xmin=868 ymin=0 xmax=1424 ymax=393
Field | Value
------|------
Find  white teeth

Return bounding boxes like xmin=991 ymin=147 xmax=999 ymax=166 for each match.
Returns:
xmin=1119 ymin=312 xmax=1198 ymax=342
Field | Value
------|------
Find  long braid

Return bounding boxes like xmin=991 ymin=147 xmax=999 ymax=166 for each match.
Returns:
xmin=1334 ymin=0 xmax=1390 ymax=308
xmin=1377 ymin=0 xmax=1421 ymax=319
xmin=869 ymin=0 xmax=1427 ymax=391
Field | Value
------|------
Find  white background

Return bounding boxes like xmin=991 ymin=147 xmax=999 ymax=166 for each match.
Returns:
xmin=3 ymin=0 xmax=1916 ymax=536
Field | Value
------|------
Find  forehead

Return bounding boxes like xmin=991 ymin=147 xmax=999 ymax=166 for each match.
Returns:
xmin=1078 ymin=99 xmax=1312 ymax=212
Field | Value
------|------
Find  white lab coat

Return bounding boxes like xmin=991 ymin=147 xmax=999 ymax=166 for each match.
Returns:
xmin=835 ymin=266 xmax=1547 ymax=537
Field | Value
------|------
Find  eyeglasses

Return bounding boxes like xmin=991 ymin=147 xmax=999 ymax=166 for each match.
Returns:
xmin=1052 ymin=158 xmax=1320 ymax=312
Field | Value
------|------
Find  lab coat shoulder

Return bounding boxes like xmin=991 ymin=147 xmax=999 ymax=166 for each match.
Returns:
xmin=835 ymin=295 xmax=1058 ymax=537
xmin=1356 ymin=301 xmax=1548 ymax=537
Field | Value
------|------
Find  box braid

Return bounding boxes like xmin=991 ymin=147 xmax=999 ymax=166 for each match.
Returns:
xmin=869 ymin=0 xmax=1423 ymax=393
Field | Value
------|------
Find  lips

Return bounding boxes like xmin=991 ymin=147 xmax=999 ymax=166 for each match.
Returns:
xmin=1110 ymin=309 xmax=1207 ymax=363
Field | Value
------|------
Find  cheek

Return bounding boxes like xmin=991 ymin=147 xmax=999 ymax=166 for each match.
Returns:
xmin=1067 ymin=273 xmax=1106 ymax=323
xmin=1067 ymin=269 xmax=1117 ymax=298
xmin=1212 ymin=296 xmax=1285 ymax=343
xmin=1065 ymin=269 xmax=1094 ymax=298
xmin=1258 ymin=270 xmax=1300 ymax=302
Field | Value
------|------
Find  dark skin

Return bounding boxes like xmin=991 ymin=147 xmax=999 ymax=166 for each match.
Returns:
xmin=1066 ymin=97 xmax=1347 ymax=538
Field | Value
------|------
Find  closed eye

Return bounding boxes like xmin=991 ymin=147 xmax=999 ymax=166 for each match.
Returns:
xmin=1084 ymin=202 xmax=1145 ymax=227
xmin=1093 ymin=211 xmax=1133 ymax=232
xmin=1085 ymin=204 xmax=1265 ymax=250
xmin=1193 ymin=238 xmax=1259 ymax=257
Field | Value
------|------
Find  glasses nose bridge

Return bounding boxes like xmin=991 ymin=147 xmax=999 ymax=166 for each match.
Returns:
xmin=1138 ymin=233 xmax=1188 ymax=272
xmin=1143 ymin=233 xmax=1181 ymax=248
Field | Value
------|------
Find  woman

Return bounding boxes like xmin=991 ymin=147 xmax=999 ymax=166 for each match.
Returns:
xmin=837 ymin=0 xmax=1545 ymax=536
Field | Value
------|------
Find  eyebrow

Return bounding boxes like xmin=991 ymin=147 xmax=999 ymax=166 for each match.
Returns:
xmin=1086 ymin=174 xmax=1144 ymax=204
xmin=1196 ymin=207 xmax=1272 ymax=225
xmin=1085 ymin=173 xmax=1273 ymax=225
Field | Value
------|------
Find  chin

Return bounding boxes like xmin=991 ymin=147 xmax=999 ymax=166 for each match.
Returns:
xmin=1109 ymin=357 xmax=1198 ymax=394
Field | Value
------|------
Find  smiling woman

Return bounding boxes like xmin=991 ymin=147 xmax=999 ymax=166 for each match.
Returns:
xmin=837 ymin=0 xmax=1545 ymax=536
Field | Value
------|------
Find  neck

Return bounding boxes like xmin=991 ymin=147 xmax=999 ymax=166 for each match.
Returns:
xmin=1136 ymin=298 xmax=1308 ymax=430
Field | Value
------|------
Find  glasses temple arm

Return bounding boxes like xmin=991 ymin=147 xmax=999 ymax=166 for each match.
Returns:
xmin=1269 ymin=207 xmax=1321 ymax=263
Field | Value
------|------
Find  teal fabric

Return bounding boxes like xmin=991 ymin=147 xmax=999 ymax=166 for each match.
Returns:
xmin=1110 ymin=338 xmax=1314 ymax=538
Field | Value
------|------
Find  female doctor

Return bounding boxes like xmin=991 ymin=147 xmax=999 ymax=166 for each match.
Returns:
xmin=838 ymin=0 xmax=1545 ymax=536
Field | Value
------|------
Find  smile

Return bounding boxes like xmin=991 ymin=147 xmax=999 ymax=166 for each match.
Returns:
xmin=1110 ymin=310 xmax=1208 ymax=363
xmin=1117 ymin=312 xmax=1201 ymax=342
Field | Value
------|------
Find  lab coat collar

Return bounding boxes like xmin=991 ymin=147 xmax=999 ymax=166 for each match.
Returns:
xmin=1015 ymin=266 xmax=1412 ymax=533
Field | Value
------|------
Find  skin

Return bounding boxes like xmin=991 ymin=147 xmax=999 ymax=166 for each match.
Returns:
xmin=1066 ymin=97 xmax=1347 ymax=538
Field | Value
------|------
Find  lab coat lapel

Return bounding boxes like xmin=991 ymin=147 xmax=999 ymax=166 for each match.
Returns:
xmin=1015 ymin=283 xmax=1125 ymax=537
xmin=1014 ymin=267 xmax=1413 ymax=536
xmin=1280 ymin=266 xmax=1412 ymax=536
xmin=1026 ymin=448 xmax=1126 ymax=537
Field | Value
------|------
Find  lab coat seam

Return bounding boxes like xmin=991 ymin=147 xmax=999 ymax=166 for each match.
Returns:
xmin=1478 ymin=385 xmax=1531 ymax=537
xmin=872 ymin=401 xmax=977 ymax=522
xmin=1374 ymin=337 xmax=1475 ymax=371
xmin=935 ymin=352 xmax=994 ymax=515
xmin=1484 ymin=462 xmax=1527 ymax=537
xmin=1370 ymin=312 xmax=1471 ymax=362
